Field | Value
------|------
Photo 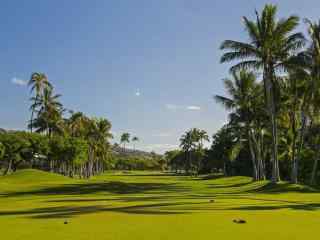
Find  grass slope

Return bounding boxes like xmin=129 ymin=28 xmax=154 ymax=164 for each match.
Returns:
xmin=0 ymin=170 xmax=320 ymax=240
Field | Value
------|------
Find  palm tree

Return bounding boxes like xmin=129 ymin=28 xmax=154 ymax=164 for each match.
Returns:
xmin=220 ymin=4 xmax=305 ymax=182
xmin=198 ymin=130 xmax=209 ymax=149
xmin=179 ymin=130 xmax=194 ymax=174
xmin=28 ymin=72 xmax=52 ymax=133
xmin=302 ymin=19 xmax=320 ymax=184
xmin=86 ymin=118 xmax=113 ymax=177
xmin=132 ymin=136 xmax=139 ymax=151
xmin=67 ymin=112 xmax=90 ymax=137
xmin=30 ymin=87 xmax=64 ymax=137
xmin=120 ymin=133 xmax=130 ymax=152
xmin=215 ymin=70 xmax=264 ymax=180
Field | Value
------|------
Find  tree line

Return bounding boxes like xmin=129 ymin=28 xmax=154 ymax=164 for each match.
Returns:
xmin=1 ymin=73 xmax=113 ymax=177
xmin=166 ymin=4 xmax=320 ymax=185
xmin=0 ymin=73 xmax=164 ymax=177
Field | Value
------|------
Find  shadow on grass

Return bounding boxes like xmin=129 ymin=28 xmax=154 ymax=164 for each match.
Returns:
xmin=114 ymin=173 xmax=180 ymax=177
xmin=1 ymin=181 xmax=191 ymax=198
xmin=246 ymin=182 xmax=318 ymax=194
xmin=229 ymin=202 xmax=320 ymax=211
xmin=207 ymin=181 xmax=253 ymax=189
xmin=0 ymin=202 xmax=208 ymax=218
xmin=195 ymin=174 xmax=225 ymax=181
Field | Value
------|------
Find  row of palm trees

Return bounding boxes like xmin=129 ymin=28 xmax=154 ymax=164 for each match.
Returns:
xmin=27 ymin=73 xmax=113 ymax=177
xmin=179 ymin=128 xmax=209 ymax=174
xmin=120 ymin=132 xmax=139 ymax=152
xmin=217 ymin=4 xmax=320 ymax=183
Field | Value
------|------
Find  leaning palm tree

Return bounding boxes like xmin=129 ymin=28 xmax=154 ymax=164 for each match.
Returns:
xmin=132 ymin=136 xmax=139 ymax=151
xmin=28 ymin=72 xmax=52 ymax=133
xmin=220 ymin=4 xmax=305 ymax=182
xmin=215 ymin=70 xmax=264 ymax=180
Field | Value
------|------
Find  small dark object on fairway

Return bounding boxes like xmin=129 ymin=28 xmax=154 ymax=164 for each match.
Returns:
xmin=64 ymin=220 xmax=68 ymax=224
xmin=233 ymin=219 xmax=246 ymax=224
xmin=209 ymin=199 xmax=215 ymax=203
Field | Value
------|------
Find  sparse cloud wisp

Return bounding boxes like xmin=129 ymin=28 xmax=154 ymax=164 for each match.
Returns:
xmin=186 ymin=105 xmax=201 ymax=111
xmin=165 ymin=104 xmax=201 ymax=111
xmin=11 ymin=77 xmax=27 ymax=86
xmin=135 ymin=89 xmax=141 ymax=96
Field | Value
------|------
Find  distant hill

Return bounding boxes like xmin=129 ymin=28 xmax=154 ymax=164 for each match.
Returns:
xmin=0 ymin=128 xmax=7 ymax=133
xmin=112 ymin=145 xmax=162 ymax=158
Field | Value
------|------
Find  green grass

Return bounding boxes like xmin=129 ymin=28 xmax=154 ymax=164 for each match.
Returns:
xmin=1 ymin=169 xmax=320 ymax=239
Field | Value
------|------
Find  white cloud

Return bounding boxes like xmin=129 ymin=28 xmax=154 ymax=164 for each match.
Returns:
xmin=135 ymin=89 xmax=141 ymax=96
xmin=186 ymin=105 xmax=201 ymax=111
xmin=11 ymin=77 xmax=27 ymax=86
xmin=165 ymin=104 xmax=201 ymax=111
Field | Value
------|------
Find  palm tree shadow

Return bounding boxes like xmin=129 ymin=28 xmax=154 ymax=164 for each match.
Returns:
xmin=0 ymin=202 xmax=206 ymax=219
xmin=1 ymin=181 xmax=191 ymax=198
xmin=246 ymin=182 xmax=319 ymax=194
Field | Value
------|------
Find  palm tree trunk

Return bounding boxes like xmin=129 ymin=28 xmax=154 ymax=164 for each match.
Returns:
xmin=30 ymin=108 xmax=34 ymax=133
xmin=290 ymin=111 xmax=298 ymax=183
xmin=310 ymin=149 xmax=319 ymax=186
xmin=3 ymin=159 xmax=13 ymax=175
xmin=253 ymin=129 xmax=265 ymax=180
xmin=310 ymin=146 xmax=320 ymax=185
xmin=248 ymin=130 xmax=258 ymax=181
xmin=264 ymin=68 xmax=280 ymax=183
xmin=30 ymin=95 xmax=38 ymax=133
xmin=292 ymin=113 xmax=307 ymax=184
xmin=270 ymin=98 xmax=280 ymax=182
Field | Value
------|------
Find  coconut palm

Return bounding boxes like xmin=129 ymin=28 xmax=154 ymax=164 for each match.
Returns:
xmin=28 ymin=73 xmax=52 ymax=133
xmin=215 ymin=70 xmax=265 ymax=180
xmin=198 ymin=130 xmax=209 ymax=148
xmin=86 ymin=118 xmax=113 ymax=177
xmin=179 ymin=130 xmax=194 ymax=174
xmin=132 ymin=136 xmax=139 ymax=151
xmin=220 ymin=4 xmax=305 ymax=182
xmin=302 ymin=19 xmax=320 ymax=184
xmin=120 ymin=133 xmax=130 ymax=152
xmin=30 ymin=87 xmax=64 ymax=137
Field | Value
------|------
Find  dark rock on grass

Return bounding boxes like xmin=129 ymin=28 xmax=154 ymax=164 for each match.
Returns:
xmin=64 ymin=220 xmax=68 ymax=224
xmin=233 ymin=219 xmax=246 ymax=224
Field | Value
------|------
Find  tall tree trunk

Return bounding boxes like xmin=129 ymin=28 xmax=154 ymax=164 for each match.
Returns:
xmin=3 ymin=159 xmax=13 ymax=175
xmin=270 ymin=97 xmax=280 ymax=182
xmin=30 ymin=95 xmax=38 ymax=133
xmin=30 ymin=108 xmax=34 ymax=133
xmin=248 ymin=130 xmax=258 ymax=181
xmin=292 ymin=113 xmax=307 ymax=184
xmin=264 ymin=67 xmax=280 ymax=183
xmin=290 ymin=111 xmax=298 ymax=183
xmin=310 ymin=150 xmax=319 ymax=186
xmin=255 ymin=130 xmax=265 ymax=180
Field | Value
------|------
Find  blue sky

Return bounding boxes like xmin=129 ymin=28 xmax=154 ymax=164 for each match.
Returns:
xmin=1 ymin=0 xmax=319 ymax=153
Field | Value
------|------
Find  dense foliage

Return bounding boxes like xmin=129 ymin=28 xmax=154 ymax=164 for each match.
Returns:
xmin=166 ymin=5 xmax=320 ymax=185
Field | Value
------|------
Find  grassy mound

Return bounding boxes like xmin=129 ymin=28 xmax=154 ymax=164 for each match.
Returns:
xmin=0 ymin=169 xmax=73 ymax=185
